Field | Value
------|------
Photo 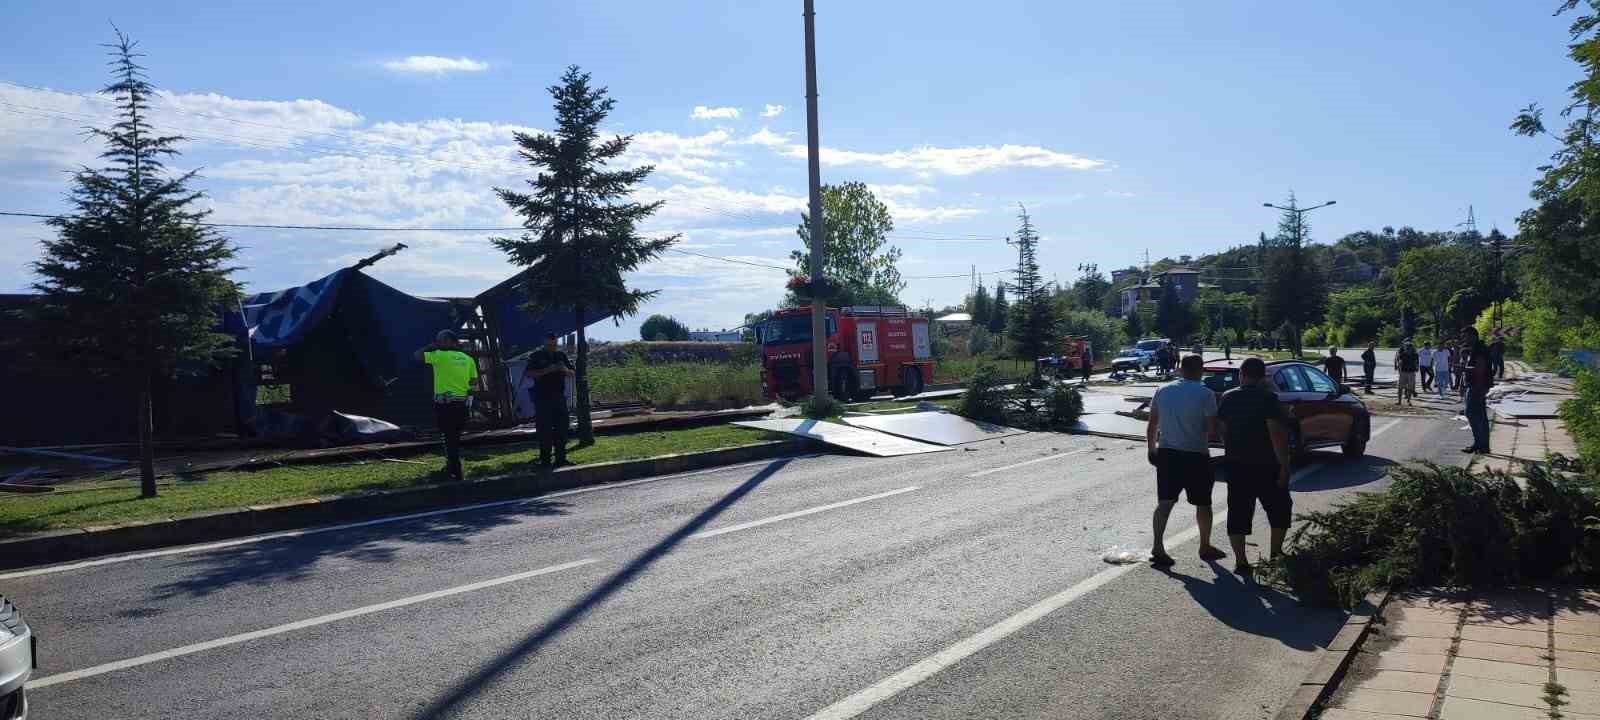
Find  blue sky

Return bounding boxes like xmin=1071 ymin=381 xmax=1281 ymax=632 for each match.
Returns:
xmin=0 ymin=1 xmax=1577 ymax=339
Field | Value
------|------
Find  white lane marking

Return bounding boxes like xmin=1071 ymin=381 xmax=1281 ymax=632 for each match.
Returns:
xmin=0 ymin=456 xmax=815 ymax=580
xmin=965 ymin=448 xmax=1093 ymax=478
xmin=691 ymin=487 xmax=921 ymax=539
xmin=27 ymin=558 xmax=598 ymax=689
xmin=801 ymin=516 xmax=1223 ymax=720
xmin=1371 ymin=418 xmax=1402 ymax=439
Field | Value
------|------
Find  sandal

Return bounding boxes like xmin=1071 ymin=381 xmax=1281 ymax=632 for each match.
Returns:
xmin=1150 ymin=553 xmax=1176 ymax=569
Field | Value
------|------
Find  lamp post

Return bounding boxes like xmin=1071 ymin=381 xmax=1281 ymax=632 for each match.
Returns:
xmin=1261 ymin=199 xmax=1336 ymax=357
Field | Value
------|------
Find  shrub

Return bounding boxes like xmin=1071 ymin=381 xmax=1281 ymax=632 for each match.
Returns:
xmin=1043 ymin=380 xmax=1085 ymax=428
xmin=800 ymin=394 xmax=845 ymax=419
xmin=958 ymin=364 xmax=1009 ymax=424
xmin=1563 ymin=368 xmax=1600 ymax=470
xmin=1271 ymin=460 xmax=1600 ymax=608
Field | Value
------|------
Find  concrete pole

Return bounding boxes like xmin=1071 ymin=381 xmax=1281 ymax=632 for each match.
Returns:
xmin=803 ymin=0 xmax=828 ymax=404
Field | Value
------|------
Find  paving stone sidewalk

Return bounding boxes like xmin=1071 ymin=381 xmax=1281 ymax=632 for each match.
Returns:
xmin=1323 ymin=587 xmax=1600 ymax=719
xmin=1477 ymin=360 xmax=1579 ymax=476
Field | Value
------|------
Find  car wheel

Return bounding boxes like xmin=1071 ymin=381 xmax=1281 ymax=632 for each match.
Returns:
xmin=1343 ymin=418 xmax=1369 ymax=459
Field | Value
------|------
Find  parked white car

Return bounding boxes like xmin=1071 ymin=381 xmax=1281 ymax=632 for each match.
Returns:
xmin=0 ymin=596 xmax=32 ymax=719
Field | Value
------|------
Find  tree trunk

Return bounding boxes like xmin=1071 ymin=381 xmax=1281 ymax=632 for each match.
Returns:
xmin=137 ymin=371 xmax=157 ymax=498
xmin=573 ymin=304 xmax=594 ymax=446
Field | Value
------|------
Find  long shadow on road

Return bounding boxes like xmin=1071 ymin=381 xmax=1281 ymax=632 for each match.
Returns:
xmin=1290 ymin=453 xmax=1398 ymax=494
xmin=1164 ymin=563 xmax=1344 ymax=651
xmin=412 ymin=458 xmax=792 ymax=720
xmin=149 ymin=498 xmax=570 ymax=600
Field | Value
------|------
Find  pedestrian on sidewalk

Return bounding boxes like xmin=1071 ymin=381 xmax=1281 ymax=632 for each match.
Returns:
xmin=1432 ymin=339 xmax=1452 ymax=402
xmin=1216 ymin=358 xmax=1292 ymax=578
xmin=1080 ymin=343 xmax=1094 ymax=385
xmin=1146 ymin=354 xmax=1226 ymax=568
xmin=1419 ymin=343 xmax=1435 ymax=391
xmin=1361 ymin=342 xmax=1377 ymax=395
xmin=524 ymin=332 xmax=576 ymax=467
xmin=1321 ymin=346 xmax=1347 ymax=385
xmin=1462 ymin=327 xmax=1495 ymax=455
xmin=415 ymin=330 xmax=475 ymax=481
xmin=1396 ymin=341 xmax=1419 ymax=406
xmin=1491 ymin=335 xmax=1507 ymax=379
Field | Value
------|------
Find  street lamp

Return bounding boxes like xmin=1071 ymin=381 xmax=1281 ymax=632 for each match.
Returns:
xmin=1261 ymin=199 xmax=1337 ymax=358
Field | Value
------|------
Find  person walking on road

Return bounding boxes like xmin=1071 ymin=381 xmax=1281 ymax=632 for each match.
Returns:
xmin=1321 ymin=346 xmax=1347 ymax=385
xmin=524 ymin=332 xmax=576 ymax=467
xmin=1462 ymin=327 xmax=1495 ymax=454
xmin=1395 ymin=341 xmax=1419 ymax=406
xmin=1080 ymin=343 xmax=1094 ymax=385
xmin=1491 ymin=335 xmax=1508 ymax=379
xmin=1360 ymin=342 xmax=1377 ymax=395
xmin=1146 ymin=354 xmax=1226 ymax=568
xmin=416 ymin=330 xmax=475 ymax=481
xmin=1432 ymin=341 xmax=1452 ymax=402
xmin=1216 ymin=358 xmax=1293 ymax=578
xmin=1427 ymin=344 xmax=1440 ymax=393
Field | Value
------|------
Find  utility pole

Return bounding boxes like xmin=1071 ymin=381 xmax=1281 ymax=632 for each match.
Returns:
xmin=803 ymin=0 xmax=828 ymax=405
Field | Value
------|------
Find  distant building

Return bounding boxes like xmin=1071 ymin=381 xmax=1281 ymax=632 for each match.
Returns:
xmin=688 ymin=329 xmax=744 ymax=342
xmin=1118 ymin=266 xmax=1212 ymax=317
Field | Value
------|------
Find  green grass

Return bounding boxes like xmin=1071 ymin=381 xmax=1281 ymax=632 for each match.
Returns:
xmin=932 ymin=356 xmax=1027 ymax=384
xmin=0 ymin=424 xmax=780 ymax=538
xmin=588 ymin=361 xmax=765 ymax=409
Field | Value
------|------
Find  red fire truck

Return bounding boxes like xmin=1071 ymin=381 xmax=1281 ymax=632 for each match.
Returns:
xmin=757 ymin=305 xmax=936 ymax=402
xmin=1037 ymin=336 xmax=1092 ymax=376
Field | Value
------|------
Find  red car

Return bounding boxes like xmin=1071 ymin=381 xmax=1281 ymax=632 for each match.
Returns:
xmin=1201 ymin=359 xmax=1372 ymax=459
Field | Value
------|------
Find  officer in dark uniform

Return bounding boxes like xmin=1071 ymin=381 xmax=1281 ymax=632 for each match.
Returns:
xmin=523 ymin=333 xmax=575 ymax=467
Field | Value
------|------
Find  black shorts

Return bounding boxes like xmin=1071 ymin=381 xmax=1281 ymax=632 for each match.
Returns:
xmin=1156 ymin=449 xmax=1214 ymax=506
xmin=1225 ymin=462 xmax=1292 ymax=536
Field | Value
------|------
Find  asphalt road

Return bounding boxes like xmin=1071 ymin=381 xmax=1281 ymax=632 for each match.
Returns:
xmin=10 ymin=410 xmax=1471 ymax=719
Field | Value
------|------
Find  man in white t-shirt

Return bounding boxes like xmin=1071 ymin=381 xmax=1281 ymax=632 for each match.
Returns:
xmin=1432 ymin=342 xmax=1452 ymax=401
xmin=1145 ymin=353 xmax=1224 ymax=568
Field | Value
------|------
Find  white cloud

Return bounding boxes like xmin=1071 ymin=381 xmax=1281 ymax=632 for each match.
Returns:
xmin=690 ymin=105 xmax=741 ymax=120
xmin=735 ymin=127 xmax=794 ymax=147
xmin=382 ymin=56 xmax=491 ymax=75
xmin=799 ymin=143 xmax=1104 ymax=175
xmin=761 ymin=104 xmax=786 ymax=118
xmin=1105 ymin=190 xmax=1136 ymax=198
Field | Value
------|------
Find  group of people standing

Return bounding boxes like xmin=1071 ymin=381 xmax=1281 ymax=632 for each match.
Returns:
xmin=1145 ymin=354 xmax=1292 ymax=577
xmin=416 ymin=330 xmax=576 ymax=481
xmin=1391 ymin=328 xmax=1499 ymax=453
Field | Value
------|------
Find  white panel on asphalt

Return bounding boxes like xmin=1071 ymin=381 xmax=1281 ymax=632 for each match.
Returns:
xmin=734 ymin=419 xmax=952 ymax=457
xmin=841 ymin=410 xmax=1026 ymax=446
xmin=1073 ymin=412 xmax=1150 ymax=440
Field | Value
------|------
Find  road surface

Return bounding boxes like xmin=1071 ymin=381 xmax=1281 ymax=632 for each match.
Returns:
xmin=10 ymin=410 xmax=1470 ymax=719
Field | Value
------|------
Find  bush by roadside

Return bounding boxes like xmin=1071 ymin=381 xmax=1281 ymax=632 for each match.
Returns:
xmin=956 ymin=363 xmax=1083 ymax=430
xmin=1268 ymin=460 xmax=1600 ymax=608
xmin=1561 ymin=367 xmax=1600 ymax=471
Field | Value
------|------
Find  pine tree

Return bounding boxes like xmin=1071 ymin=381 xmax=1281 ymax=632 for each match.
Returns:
xmin=990 ymin=282 xmax=1010 ymax=334
xmin=493 ymin=66 xmax=678 ymax=444
xmin=1258 ymin=193 xmax=1328 ymax=357
xmin=31 ymin=30 xmax=240 ymax=498
xmin=969 ymin=280 xmax=992 ymax=328
xmin=1004 ymin=206 xmax=1059 ymax=377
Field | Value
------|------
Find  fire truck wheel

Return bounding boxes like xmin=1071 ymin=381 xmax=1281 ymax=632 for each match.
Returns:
xmin=830 ymin=367 xmax=853 ymax=402
xmin=900 ymin=367 xmax=924 ymax=397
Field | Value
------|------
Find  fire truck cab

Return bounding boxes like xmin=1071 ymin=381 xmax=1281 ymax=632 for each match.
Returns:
xmin=757 ymin=305 xmax=935 ymax=402
xmin=1037 ymin=336 xmax=1092 ymax=376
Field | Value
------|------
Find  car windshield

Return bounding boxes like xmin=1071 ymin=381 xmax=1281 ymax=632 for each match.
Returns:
xmin=1202 ymin=369 xmax=1239 ymax=393
xmin=1135 ymin=340 xmax=1165 ymax=352
xmin=760 ymin=315 xmax=812 ymax=345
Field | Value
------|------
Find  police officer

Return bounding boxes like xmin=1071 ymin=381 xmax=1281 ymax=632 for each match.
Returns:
xmin=524 ymin=332 xmax=575 ymax=467
xmin=415 ymin=330 xmax=475 ymax=480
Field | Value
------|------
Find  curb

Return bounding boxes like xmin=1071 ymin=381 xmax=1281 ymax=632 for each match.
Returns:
xmin=1273 ymin=588 xmax=1395 ymax=720
xmin=0 ymin=439 xmax=813 ymax=572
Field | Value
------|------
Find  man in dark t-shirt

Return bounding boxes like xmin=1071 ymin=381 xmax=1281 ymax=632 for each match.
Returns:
xmin=1216 ymin=358 xmax=1292 ymax=577
xmin=524 ymin=333 xmax=575 ymax=466
xmin=1462 ymin=327 xmax=1495 ymax=455
xmin=1322 ymin=347 xmax=1347 ymax=385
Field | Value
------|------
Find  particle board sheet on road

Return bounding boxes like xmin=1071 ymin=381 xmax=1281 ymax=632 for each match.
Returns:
xmin=1072 ymin=412 xmax=1150 ymax=441
xmin=733 ymin=418 xmax=952 ymax=457
xmin=839 ymin=410 xmax=1026 ymax=446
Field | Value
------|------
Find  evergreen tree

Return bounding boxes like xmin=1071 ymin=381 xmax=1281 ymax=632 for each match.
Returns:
xmin=1258 ymin=193 xmax=1329 ymax=357
xmin=1004 ymin=206 xmax=1059 ymax=375
xmin=31 ymin=30 xmax=240 ymax=498
xmin=990 ymin=282 xmax=1009 ymax=334
xmin=969 ymin=280 xmax=992 ymax=329
xmin=1125 ymin=306 xmax=1145 ymax=340
xmin=493 ymin=66 xmax=678 ymax=444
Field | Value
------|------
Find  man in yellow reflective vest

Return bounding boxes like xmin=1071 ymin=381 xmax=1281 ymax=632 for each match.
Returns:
xmin=415 ymin=330 xmax=476 ymax=480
